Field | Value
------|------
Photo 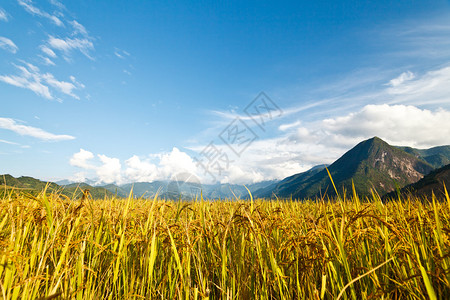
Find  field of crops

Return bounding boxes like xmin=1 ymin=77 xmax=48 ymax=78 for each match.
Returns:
xmin=1 ymin=187 xmax=449 ymax=299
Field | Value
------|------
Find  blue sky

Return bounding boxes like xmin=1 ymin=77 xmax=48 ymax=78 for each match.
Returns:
xmin=1 ymin=0 xmax=450 ymax=185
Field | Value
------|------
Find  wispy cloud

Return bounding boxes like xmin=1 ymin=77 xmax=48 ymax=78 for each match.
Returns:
xmin=0 ymin=8 xmax=9 ymax=22
xmin=210 ymin=97 xmax=333 ymax=127
xmin=48 ymin=0 xmax=65 ymax=11
xmin=17 ymin=0 xmax=63 ymax=27
xmin=0 ymin=139 xmax=30 ymax=148
xmin=211 ymin=61 xmax=450 ymax=137
xmin=380 ymin=14 xmax=450 ymax=60
xmin=41 ymin=72 xmax=80 ymax=99
xmin=0 ymin=117 xmax=75 ymax=141
xmin=38 ymin=55 xmax=55 ymax=66
xmin=0 ymin=63 xmax=52 ymax=99
xmin=0 ymin=37 xmax=18 ymax=54
xmin=278 ymin=120 xmax=301 ymax=131
xmin=114 ymin=48 xmax=130 ymax=59
xmin=386 ymin=65 xmax=450 ymax=106
xmin=387 ymin=71 xmax=415 ymax=87
xmin=0 ymin=139 xmax=20 ymax=146
xmin=40 ymin=45 xmax=57 ymax=58
xmin=0 ymin=61 xmax=84 ymax=100
xmin=47 ymin=36 xmax=94 ymax=60
xmin=70 ymin=20 xmax=88 ymax=37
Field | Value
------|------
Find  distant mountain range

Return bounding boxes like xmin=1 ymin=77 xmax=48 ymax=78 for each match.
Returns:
xmin=1 ymin=173 xmax=276 ymax=200
xmin=253 ymin=137 xmax=449 ymax=200
xmin=2 ymin=137 xmax=450 ymax=200
xmin=100 ymin=180 xmax=278 ymax=200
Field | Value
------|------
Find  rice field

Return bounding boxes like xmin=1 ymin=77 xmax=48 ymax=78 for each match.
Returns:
xmin=0 ymin=186 xmax=449 ymax=299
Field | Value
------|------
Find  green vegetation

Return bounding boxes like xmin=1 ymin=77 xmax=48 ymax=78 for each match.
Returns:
xmin=1 ymin=186 xmax=450 ymax=299
xmin=387 ymin=164 xmax=450 ymax=200
xmin=398 ymin=145 xmax=450 ymax=169
xmin=0 ymin=175 xmax=113 ymax=199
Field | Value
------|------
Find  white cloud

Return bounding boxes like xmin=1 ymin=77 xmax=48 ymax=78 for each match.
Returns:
xmin=0 ymin=63 xmax=52 ymax=99
xmin=0 ymin=117 xmax=75 ymax=141
xmin=39 ymin=55 xmax=55 ymax=66
xmin=159 ymin=147 xmax=197 ymax=177
xmin=70 ymin=20 xmax=88 ymax=37
xmin=125 ymin=156 xmax=159 ymax=182
xmin=70 ymin=150 xmax=123 ymax=184
xmin=0 ymin=37 xmax=18 ymax=54
xmin=278 ymin=120 xmax=301 ymax=131
xmin=386 ymin=65 xmax=450 ymax=106
xmin=388 ymin=71 xmax=415 ymax=87
xmin=70 ymin=149 xmax=95 ymax=169
xmin=48 ymin=36 xmax=94 ymax=59
xmin=40 ymin=45 xmax=57 ymax=58
xmin=48 ymin=0 xmax=65 ymax=10
xmin=322 ymin=104 xmax=450 ymax=148
xmin=221 ymin=165 xmax=265 ymax=185
xmin=70 ymin=172 xmax=88 ymax=183
xmin=0 ymin=8 xmax=9 ymax=22
xmin=96 ymin=155 xmax=122 ymax=184
xmin=71 ymin=147 xmax=202 ymax=185
xmin=70 ymin=76 xmax=85 ymax=89
xmin=42 ymin=73 xmax=79 ymax=99
xmin=17 ymin=0 xmax=63 ymax=26
xmin=0 ymin=62 xmax=83 ymax=100
xmin=70 ymin=141 xmax=337 ymax=185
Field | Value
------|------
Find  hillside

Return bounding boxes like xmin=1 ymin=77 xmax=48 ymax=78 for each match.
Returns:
xmin=397 ymin=145 xmax=450 ymax=168
xmin=0 ymin=174 xmax=60 ymax=191
xmin=1 ymin=175 xmax=113 ymax=199
xmin=385 ymin=164 xmax=450 ymax=200
xmin=257 ymin=137 xmax=435 ymax=199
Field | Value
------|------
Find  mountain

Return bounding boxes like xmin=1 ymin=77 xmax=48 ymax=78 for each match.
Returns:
xmin=119 ymin=181 xmax=167 ymax=198
xmin=397 ymin=145 xmax=450 ymax=169
xmin=385 ymin=164 xmax=450 ymax=200
xmin=1 ymin=174 xmax=60 ymax=191
xmin=257 ymin=137 xmax=435 ymax=200
xmin=115 ymin=180 xmax=277 ymax=200
xmin=1 ymin=175 xmax=114 ymax=199
xmin=202 ymin=181 xmax=278 ymax=199
xmin=55 ymin=179 xmax=73 ymax=186
xmin=120 ymin=180 xmax=278 ymax=199
xmin=56 ymin=178 xmax=100 ymax=186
